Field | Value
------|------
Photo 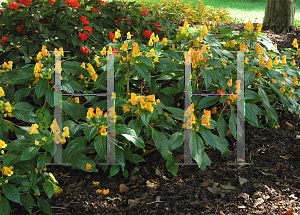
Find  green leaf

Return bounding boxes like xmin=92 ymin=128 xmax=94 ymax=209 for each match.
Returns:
xmin=160 ymin=87 xmax=180 ymax=96
xmin=166 ymin=155 xmax=179 ymax=176
xmin=245 ymin=90 xmax=262 ymax=101
xmin=213 ymin=135 xmax=230 ymax=157
xmin=245 ymin=103 xmax=259 ymax=127
xmin=84 ymin=125 xmax=97 ymax=142
xmin=140 ymin=112 xmax=151 ymax=127
xmin=189 ymin=132 xmax=204 ymax=166
xmin=199 ymin=128 xmax=216 ymax=149
xmin=109 ymin=165 xmax=120 ymax=178
xmin=134 ymin=62 xmax=151 ymax=88
xmin=13 ymin=88 xmax=32 ymax=103
xmin=0 ymin=195 xmax=11 ymax=215
xmin=43 ymin=180 xmax=54 ymax=199
xmin=5 ymin=139 xmax=32 ymax=151
xmin=128 ymin=119 xmax=142 ymax=136
xmin=2 ymin=184 xmax=20 ymax=203
xmin=197 ymin=96 xmax=220 ymax=110
xmin=66 ymin=136 xmax=86 ymax=157
xmin=135 ymin=55 xmax=154 ymax=69
xmin=244 ymin=72 xmax=256 ymax=87
xmin=72 ymin=154 xmax=95 ymax=172
xmin=37 ymin=152 xmax=52 ymax=173
xmin=201 ymin=67 xmax=212 ymax=89
xmin=12 ymin=102 xmax=34 ymax=111
xmin=2 ymin=15 xmax=12 ymax=28
xmin=165 ymin=107 xmax=185 ymax=120
xmin=169 ymin=132 xmax=184 ymax=150
xmin=36 ymin=106 xmax=51 ymax=132
xmin=35 ymin=79 xmax=48 ymax=99
xmin=229 ymin=112 xmax=237 ymax=140
xmin=94 ymin=135 xmax=106 ymax=159
xmin=21 ymin=146 xmax=39 ymax=161
xmin=217 ymin=113 xmax=227 ymax=138
xmin=151 ymin=127 xmax=172 ymax=161
xmin=269 ymin=83 xmax=291 ymax=111
xmin=62 ymin=99 xmax=87 ymax=120
xmin=122 ymin=134 xmax=145 ymax=149
xmin=20 ymin=193 xmax=36 ymax=207
xmin=12 ymin=109 xmax=39 ymax=123
xmin=62 ymin=61 xmax=90 ymax=77
xmin=36 ymin=196 xmax=53 ymax=215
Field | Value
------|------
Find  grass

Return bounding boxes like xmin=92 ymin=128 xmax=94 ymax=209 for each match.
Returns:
xmin=137 ymin=0 xmax=300 ymax=26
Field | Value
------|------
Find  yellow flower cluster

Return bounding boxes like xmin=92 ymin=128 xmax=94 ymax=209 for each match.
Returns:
xmin=30 ymin=124 xmax=39 ymax=135
xmin=266 ymin=58 xmax=272 ymax=70
xmin=33 ymin=60 xmax=44 ymax=81
xmin=0 ymin=101 xmax=14 ymax=118
xmin=0 ymin=139 xmax=7 ymax=149
xmin=0 ymin=87 xmax=4 ymax=98
xmin=132 ymin=42 xmax=143 ymax=58
xmin=1 ymin=166 xmax=13 ymax=177
xmin=293 ymin=77 xmax=298 ymax=86
xmin=87 ymin=63 xmax=98 ymax=82
xmin=244 ymin=20 xmax=254 ymax=31
xmin=183 ymin=103 xmax=195 ymax=129
xmin=145 ymin=48 xmax=159 ymax=63
xmin=86 ymin=107 xmax=103 ymax=119
xmin=94 ymin=55 xmax=102 ymax=67
xmin=1 ymin=61 xmax=13 ymax=71
xmin=292 ymin=38 xmax=298 ymax=49
xmin=124 ymin=93 xmax=157 ymax=114
xmin=256 ymin=43 xmax=263 ymax=55
xmin=37 ymin=45 xmax=51 ymax=60
xmin=201 ymin=109 xmax=211 ymax=129
xmin=50 ymin=119 xmax=70 ymax=144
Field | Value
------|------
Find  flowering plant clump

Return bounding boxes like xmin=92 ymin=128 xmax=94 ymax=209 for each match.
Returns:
xmin=0 ymin=0 xmax=299 ymax=214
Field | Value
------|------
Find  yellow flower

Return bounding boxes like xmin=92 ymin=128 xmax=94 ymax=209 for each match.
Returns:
xmin=225 ymin=41 xmax=230 ymax=48
xmin=122 ymin=105 xmax=131 ymax=113
xmin=146 ymin=102 xmax=154 ymax=113
xmin=50 ymin=119 xmax=60 ymax=135
xmin=191 ymin=113 xmax=196 ymax=124
xmin=101 ymin=47 xmax=106 ymax=56
xmin=53 ymin=134 xmax=62 ymax=144
xmin=61 ymin=137 xmax=66 ymax=144
xmin=85 ymin=164 xmax=92 ymax=170
xmin=96 ymin=189 xmax=102 ymax=193
xmin=266 ymin=58 xmax=272 ymax=69
xmin=43 ymin=166 xmax=47 ymax=171
xmin=283 ymin=73 xmax=287 ymax=78
xmin=294 ymin=81 xmax=298 ymax=86
xmin=256 ymin=43 xmax=263 ymax=55
xmin=149 ymin=39 xmax=153 ymax=46
xmin=94 ymin=55 xmax=101 ymax=67
xmin=115 ymin=29 xmax=121 ymax=39
xmin=282 ymin=55 xmax=286 ymax=64
xmin=279 ymin=85 xmax=285 ymax=93
xmin=244 ymin=57 xmax=249 ymax=64
xmin=2 ymin=166 xmax=13 ymax=176
xmin=272 ymin=79 xmax=277 ymax=83
xmin=74 ymin=97 xmax=79 ymax=103
xmin=227 ymin=78 xmax=232 ymax=87
xmin=81 ymin=62 xmax=86 ymax=68
xmin=292 ymin=38 xmax=298 ymax=49
xmin=29 ymin=124 xmax=39 ymax=135
xmin=100 ymin=125 xmax=107 ymax=136
xmin=121 ymin=42 xmax=128 ymax=52
xmin=35 ymin=140 xmax=39 ymax=146
xmin=79 ymin=74 xmax=84 ymax=79
xmin=107 ymin=46 xmax=112 ymax=55
xmin=95 ymin=107 xmax=102 ymax=118
xmin=87 ymin=107 xmax=95 ymax=119
xmin=102 ymin=189 xmax=109 ymax=195
xmin=37 ymin=52 xmax=43 ymax=60
xmin=292 ymin=59 xmax=296 ymax=66
xmin=150 ymin=33 xmax=155 ymax=40
xmin=274 ymin=57 xmax=279 ymax=65
xmin=154 ymin=55 xmax=159 ymax=63
xmin=0 ymin=87 xmax=5 ymax=98
xmin=93 ymin=181 xmax=100 ymax=186
xmin=35 ymin=168 xmax=38 ymax=174
xmin=162 ymin=37 xmax=167 ymax=45
xmin=127 ymin=32 xmax=131 ymax=39
xmin=258 ymin=55 xmax=264 ymax=65
xmin=154 ymin=35 xmax=159 ymax=43
xmin=230 ymin=40 xmax=235 ymax=48
xmin=62 ymin=127 xmax=70 ymax=138
xmin=0 ymin=140 xmax=7 ymax=149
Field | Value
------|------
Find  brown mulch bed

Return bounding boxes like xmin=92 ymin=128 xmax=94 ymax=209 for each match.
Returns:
xmin=10 ymin=23 xmax=300 ymax=215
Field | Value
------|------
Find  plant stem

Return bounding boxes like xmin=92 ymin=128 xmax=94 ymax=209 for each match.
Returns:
xmin=141 ymin=147 xmax=157 ymax=157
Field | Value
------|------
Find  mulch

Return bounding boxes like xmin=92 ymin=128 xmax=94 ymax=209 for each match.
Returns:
xmin=9 ymin=23 xmax=300 ymax=215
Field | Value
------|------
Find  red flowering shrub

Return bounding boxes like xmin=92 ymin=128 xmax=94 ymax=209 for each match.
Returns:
xmin=109 ymin=32 xmax=115 ymax=41
xmin=79 ymin=32 xmax=89 ymax=41
xmin=100 ymin=1 xmax=106 ymax=6
xmin=8 ymin=1 xmax=19 ymax=10
xmin=49 ymin=0 xmax=55 ymax=6
xmin=65 ymin=0 xmax=79 ymax=8
xmin=156 ymin=27 xmax=161 ymax=31
xmin=84 ymin=26 xmax=92 ymax=35
xmin=19 ymin=0 xmax=31 ymax=6
xmin=1 ymin=37 xmax=8 ymax=46
xmin=80 ymin=46 xmax=89 ymax=55
xmin=81 ymin=16 xmax=89 ymax=25
xmin=92 ymin=8 xmax=99 ymax=12
xmin=141 ymin=9 xmax=148 ymax=17
xmin=143 ymin=30 xmax=152 ymax=39
xmin=17 ymin=25 xmax=25 ymax=32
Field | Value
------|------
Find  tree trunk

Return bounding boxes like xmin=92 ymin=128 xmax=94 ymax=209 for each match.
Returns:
xmin=262 ymin=0 xmax=296 ymax=33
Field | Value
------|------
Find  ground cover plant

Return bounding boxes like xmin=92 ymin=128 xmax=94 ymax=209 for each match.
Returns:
xmin=0 ymin=0 xmax=299 ymax=214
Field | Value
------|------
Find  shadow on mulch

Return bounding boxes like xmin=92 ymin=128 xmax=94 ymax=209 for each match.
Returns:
xmin=10 ymin=23 xmax=300 ymax=215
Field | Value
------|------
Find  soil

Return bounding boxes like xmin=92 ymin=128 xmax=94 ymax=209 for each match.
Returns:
xmin=9 ymin=23 xmax=300 ymax=215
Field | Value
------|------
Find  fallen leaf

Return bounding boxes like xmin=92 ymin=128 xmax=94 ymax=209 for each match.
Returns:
xmin=220 ymin=211 xmax=226 ymax=215
xmin=130 ymin=175 xmax=138 ymax=181
xmin=283 ymin=210 xmax=294 ymax=215
xmin=239 ymin=177 xmax=248 ymax=186
xmin=285 ymin=122 xmax=294 ymax=129
xmin=61 ymin=172 xmax=70 ymax=177
xmin=220 ymin=184 xmax=235 ymax=189
xmin=280 ymin=154 xmax=292 ymax=160
xmin=119 ymin=184 xmax=128 ymax=193
xmin=171 ymin=176 xmax=182 ymax=181
xmin=200 ymin=179 xmax=214 ymax=187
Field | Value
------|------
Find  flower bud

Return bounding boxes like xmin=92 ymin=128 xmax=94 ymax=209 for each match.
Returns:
xmin=91 ymin=47 xmax=95 ymax=50
xmin=55 ymin=37 xmax=58 ymax=40
xmin=40 ymin=15 xmax=42 ymax=19
xmin=74 ymin=26 xmax=77 ymax=30
xmin=9 ymin=43 xmax=13 ymax=45
xmin=16 ymin=45 xmax=20 ymax=48
xmin=31 ymin=14 xmax=34 ymax=17
xmin=30 ymin=57 xmax=33 ymax=60
xmin=74 ymin=9 xmax=77 ymax=12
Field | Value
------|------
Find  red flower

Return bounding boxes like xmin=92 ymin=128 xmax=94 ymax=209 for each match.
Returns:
xmin=92 ymin=8 xmax=99 ymax=12
xmin=127 ymin=21 xmax=131 ymax=24
xmin=65 ymin=0 xmax=78 ymax=7
xmin=109 ymin=32 xmax=115 ymax=41
xmin=154 ymin=21 xmax=159 ymax=26
xmin=84 ymin=26 xmax=92 ymax=35
xmin=49 ymin=0 xmax=55 ymax=6
xmin=80 ymin=47 xmax=89 ymax=55
xmin=1 ymin=37 xmax=8 ymax=46
xmin=156 ymin=27 xmax=161 ymax=31
xmin=79 ymin=32 xmax=89 ymax=41
xmin=17 ymin=25 xmax=25 ymax=32
xmin=81 ymin=16 xmax=89 ymax=25
xmin=19 ymin=0 xmax=31 ymax=6
xmin=143 ymin=30 xmax=152 ymax=39
xmin=100 ymin=1 xmax=106 ymax=6
xmin=141 ymin=9 xmax=148 ymax=17
xmin=114 ymin=18 xmax=121 ymax=23
xmin=8 ymin=1 xmax=19 ymax=10
xmin=133 ymin=32 xmax=137 ymax=36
